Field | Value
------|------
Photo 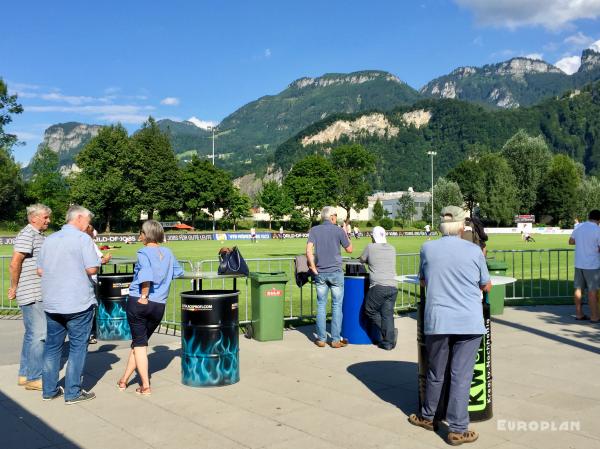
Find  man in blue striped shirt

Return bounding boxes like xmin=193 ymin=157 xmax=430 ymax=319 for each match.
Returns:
xmin=8 ymin=204 xmax=51 ymax=391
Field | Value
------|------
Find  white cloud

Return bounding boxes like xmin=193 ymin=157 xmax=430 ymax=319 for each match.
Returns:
xmin=40 ymin=92 xmax=99 ymax=105
xmin=555 ymin=55 xmax=581 ymax=74
xmin=591 ymin=39 xmax=600 ymax=51
xmin=27 ymin=104 xmax=154 ymax=116
xmin=264 ymin=48 xmax=272 ymax=58
xmin=104 ymin=86 xmax=121 ymax=95
xmin=14 ymin=131 xmax=41 ymax=141
xmin=565 ymin=32 xmax=594 ymax=47
xmin=99 ymin=114 xmax=149 ymax=124
xmin=187 ymin=117 xmax=218 ymax=130
xmin=455 ymin=0 xmax=600 ymax=29
xmin=490 ymin=49 xmax=516 ymax=59
xmin=525 ymin=53 xmax=543 ymax=60
xmin=160 ymin=97 xmax=180 ymax=106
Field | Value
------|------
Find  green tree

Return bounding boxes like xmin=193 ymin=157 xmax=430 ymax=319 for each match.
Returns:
xmin=331 ymin=144 xmax=375 ymax=219
xmin=373 ymin=199 xmax=385 ymax=222
xmin=223 ymin=188 xmax=252 ymax=231
xmin=478 ymin=153 xmax=519 ymax=226
xmin=422 ymin=178 xmax=463 ymax=226
xmin=396 ymin=192 xmax=417 ymax=225
xmin=501 ymin=130 xmax=552 ymax=214
xmin=257 ymin=180 xmax=293 ymax=229
xmin=446 ymin=158 xmax=485 ymax=216
xmin=0 ymin=79 xmax=25 ymax=219
xmin=26 ymin=146 xmax=69 ymax=225
xmin=131 ymin=117 xmax=181 ymax=219
xmin=70 ymin=125 xmax=139 ymax=232
xmin=0 ymin=78 xmax=23 ymax=152
xmin=283 ymin=155 xmax=339 ymax=222
xmin=575 ymin=176 xmax=600 ymax=222
xmin=180 ymin=156 xmax=234 ymax=228
xmin=537 ymin=154 xmax=580 ymax=226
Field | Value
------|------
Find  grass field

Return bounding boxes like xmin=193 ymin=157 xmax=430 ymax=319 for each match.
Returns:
xmin=0 ymin=233 xmax=575 ymax=325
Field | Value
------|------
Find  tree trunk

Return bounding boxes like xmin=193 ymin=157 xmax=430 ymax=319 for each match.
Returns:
xmin=147 ymin=209 xmax=154 ymax=220
xmin=268 ymin=217 xmax=272 ymax=230
xmin=191 ymin=212 xmax=196 ymax=228
xmin=105 ymin=211 xmax=112 ymax=233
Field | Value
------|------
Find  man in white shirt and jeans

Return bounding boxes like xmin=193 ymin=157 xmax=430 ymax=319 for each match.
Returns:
xmin=569 ymin=209 xmax=600 ymax=322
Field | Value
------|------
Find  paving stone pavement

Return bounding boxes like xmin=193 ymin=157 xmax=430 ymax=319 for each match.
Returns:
xmin=1 ymin=305 xmax=600 ymax=449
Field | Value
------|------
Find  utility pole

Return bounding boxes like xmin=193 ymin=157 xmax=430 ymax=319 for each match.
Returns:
xmin=427 ymin=150 xmax=437 ymax=230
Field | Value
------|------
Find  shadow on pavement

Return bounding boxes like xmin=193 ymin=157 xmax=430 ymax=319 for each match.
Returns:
xmin=83 ymin=344 xmax=120 ymax=390
xmin=347 ymin=360 xmax=419 ymax=415
xmin=0 ymin=390 xmax=81 ymax=449
xmin=148 ymin=345 xmax=180 ymax=379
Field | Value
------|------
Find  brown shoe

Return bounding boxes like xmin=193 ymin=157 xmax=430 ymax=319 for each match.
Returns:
xmin=447 ymin=430 xmax=479 ymax=446
xmin=18 ymin=376 xmax=27 ymax=386
xmin=24 ymin=379 xmax=43 ymax=391
xmin=314 ymin=340 xmax=327 ymax=348
xmin=330 ymin=338 xmax=348 ymax=348
xmin=407 ymin=413 xmax=437 ymax=431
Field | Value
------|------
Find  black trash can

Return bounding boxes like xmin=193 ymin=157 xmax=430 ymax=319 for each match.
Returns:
xmin=96 ymin=273 xmax=133 ymax=340
xmin=417 ymin=288 xmax=493 ymax=422
xmin=181 ymin=289 xmax=240 ymax=387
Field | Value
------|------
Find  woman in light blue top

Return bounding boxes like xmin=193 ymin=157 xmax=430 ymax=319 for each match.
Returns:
xmin=118 ymin=220 xmax=183 ymax=395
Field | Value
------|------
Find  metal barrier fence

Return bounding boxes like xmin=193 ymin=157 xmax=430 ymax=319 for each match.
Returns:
xmin=0 ymin=249 xmax=576 ymax=325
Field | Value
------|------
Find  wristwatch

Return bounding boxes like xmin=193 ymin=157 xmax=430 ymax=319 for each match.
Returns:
xmin=140 ymin=294 xmax=149 ymax=300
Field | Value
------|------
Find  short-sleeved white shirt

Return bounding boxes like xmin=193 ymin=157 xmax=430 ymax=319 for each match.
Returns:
xmin=571 ymin=221 xmax=600 ymax=269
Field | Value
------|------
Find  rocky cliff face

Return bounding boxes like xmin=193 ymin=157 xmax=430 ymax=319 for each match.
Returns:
xmin=420 ymin=52 xmax=600 ymax=109
xmin=36 ymin=122 xmax=102 ymax=174
xmin=290 ymin=71 xmax=403 ymax=89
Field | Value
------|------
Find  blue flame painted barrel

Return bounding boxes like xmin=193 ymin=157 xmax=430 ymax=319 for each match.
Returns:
xmin=96 ymin=273 xmax=133 ymax=340
xmin=181 ymin=290 xmax=239 ymax=387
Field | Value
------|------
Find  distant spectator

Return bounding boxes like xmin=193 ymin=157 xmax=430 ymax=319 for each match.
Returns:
xmin=306 ymin=206 xmax=353 ymax=348
xmin=8 ymin=204 xmax=51 ymax=391
xmin=569 ymin=209 xmax=600 ymax=322
xmin=38 ymin=205 xmax=101 ymax=403
xmin=250 ymin=227 xmax=257 ymax=243
xmin=425 ymin=223 xmax=431 ymax=239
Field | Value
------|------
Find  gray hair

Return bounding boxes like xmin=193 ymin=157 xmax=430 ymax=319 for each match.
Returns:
xmin=321 ymin=206 xmax=337 ymax=221
xmin=141 ymin=220 xmax=165 ymax=243
xmin=26 ymin=203 xmax=51 ymax=219
xmin=66 ymin=205 xmax=94 ymax=223
xmin=439 ymin=220 xmax=464 ymax=236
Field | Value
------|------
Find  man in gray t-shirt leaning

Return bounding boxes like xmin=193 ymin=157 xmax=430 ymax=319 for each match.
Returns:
xmin=306 ymin=206 xmax=353 ymax=348
xmin=8 ymin=204 xmax=51 ymax=390
xmin=359 ymin=226 xmax=398 ymax=350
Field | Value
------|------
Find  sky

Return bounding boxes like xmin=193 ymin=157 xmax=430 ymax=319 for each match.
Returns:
xmin=3 ymin=0 xmax=600 ymax=165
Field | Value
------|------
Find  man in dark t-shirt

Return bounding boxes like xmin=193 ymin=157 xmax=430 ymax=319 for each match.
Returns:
xmin=306 ymin=206 xmax=353 ymax=348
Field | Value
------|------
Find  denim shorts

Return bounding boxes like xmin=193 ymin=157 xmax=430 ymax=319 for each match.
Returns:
xmin=574 ymin=268 xmax=600 ymax=291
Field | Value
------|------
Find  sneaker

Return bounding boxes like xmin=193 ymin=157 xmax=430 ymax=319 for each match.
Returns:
xmin=65 ymin=390 xmax=96 ymax=405
xmin=330 ymin=338 xmax=348 ymax=348
xmin=43 ymin=386 xmax=64 ymax=401
xmin=18 ymin=376 xmax=27 ymax=386
xmin=88 ymin=334 xmax=98 ymax=344
xmin=24 ymin=379 xmax=43 ymax=391
xmin=447 ymin=430 xmax=479 ymax=445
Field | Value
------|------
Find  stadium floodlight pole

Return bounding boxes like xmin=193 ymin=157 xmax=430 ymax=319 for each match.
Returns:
xmin=427 ymin=150 xmax=437 ymax=230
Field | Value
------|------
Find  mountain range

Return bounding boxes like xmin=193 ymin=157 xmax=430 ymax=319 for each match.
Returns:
xmin=32 ymin=48 xmax=600 ymax=189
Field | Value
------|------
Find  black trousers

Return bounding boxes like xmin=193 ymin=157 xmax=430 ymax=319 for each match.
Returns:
xmin=364 ymin=285 xmax=398 ymax=348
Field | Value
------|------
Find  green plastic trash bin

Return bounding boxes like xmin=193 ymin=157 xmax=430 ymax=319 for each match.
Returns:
xmin=487 ymin=260 xmax=508 ymax=315
xmin=249 ymin=272 xmax=289 ymax=341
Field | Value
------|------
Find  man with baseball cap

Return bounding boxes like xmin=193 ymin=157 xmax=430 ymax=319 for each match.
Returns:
xmin=408 ymin=205 xmax=491 ymax=446
xmin=359 ymin=226 xmax=398 ymax=350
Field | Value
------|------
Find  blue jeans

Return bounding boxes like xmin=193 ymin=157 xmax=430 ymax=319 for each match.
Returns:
xmin=43 ymin=306 xmax=94 ymax=401
xmin=314 ymin=270 xmax=344 ymax=342
xmin=19 ymin=301 xmax=47 ymax=381
xmin=421 ymin=334 xmax=482 ymax=433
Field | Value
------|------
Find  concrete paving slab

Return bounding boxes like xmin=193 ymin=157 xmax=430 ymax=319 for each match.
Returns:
xmin=1 ymin=305 xmax=599 ymax=449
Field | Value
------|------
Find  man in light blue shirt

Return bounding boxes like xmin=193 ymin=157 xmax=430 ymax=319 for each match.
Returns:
xmin=37 ymin=205 xmax=101 ymax=404
xmin=569 ymin=209 xmax=600 ymax=322
xmin=409 ymin=206 xmax=491 ymax=446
